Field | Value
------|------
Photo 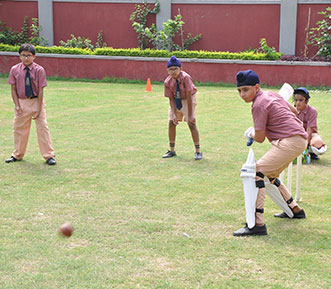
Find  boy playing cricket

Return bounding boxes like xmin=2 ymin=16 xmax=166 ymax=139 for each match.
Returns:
xmin=294 ymin=87 xmax=327 ymax=160
xmin=233 ymin=70 xmax=307 ymax=237
xmin=162 ymin=56 xmax=202 ymax=160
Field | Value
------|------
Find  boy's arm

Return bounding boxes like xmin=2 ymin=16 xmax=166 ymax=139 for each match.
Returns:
xmin=252 ymin=129 xmax=266 ymax=143
xmin=306 ymin=126 xmax=317 ymax=144
xmin=34 ymin=87 xmax=44 ymax=119
xmin=287 ymin=102 xmax=298 ymax=115
xmin=11 ymin=84 xmax=23 ymax=116
xmin=186 ymin=90 xmax=195 ymax=125
xmin=306 ymin=109 xmax=318 ymax=143
xmin=169 ymin=97 xmax=178 ymax=125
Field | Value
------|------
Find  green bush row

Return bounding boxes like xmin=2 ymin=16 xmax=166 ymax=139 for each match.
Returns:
xmin=0 ymin=43 xmax=282 ymax=60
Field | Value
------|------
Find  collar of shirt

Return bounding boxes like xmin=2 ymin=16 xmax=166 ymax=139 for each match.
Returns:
xmin=298 ymin=105 xmax=310 ymax=116
xmin=170 ymin=71 xmax=184 ymax=85
xmin=251 ymin=88 xmax=263 ymax=106
xmin=19 ymin=62 xmax=36 ymax=72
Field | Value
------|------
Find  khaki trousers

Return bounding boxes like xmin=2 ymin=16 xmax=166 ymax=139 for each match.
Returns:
xmin=255 ymin=135 xmax=307 ymax=225
xmin=168 ymin=93 xmax=197 ymax=122
xmin=12 ymin=98 xmax=55 ymax=160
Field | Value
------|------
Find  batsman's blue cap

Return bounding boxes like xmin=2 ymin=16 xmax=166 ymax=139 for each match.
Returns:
xmin=236 ymin=70 xmax=260 ymax=87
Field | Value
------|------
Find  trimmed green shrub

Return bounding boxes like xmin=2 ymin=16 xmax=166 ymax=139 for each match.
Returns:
xmin=0 ymin=43 xmax=282 ymax=60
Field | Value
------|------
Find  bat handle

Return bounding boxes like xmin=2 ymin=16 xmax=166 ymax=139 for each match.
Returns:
xmin=247 ymin=138 xmax=254 ymax=146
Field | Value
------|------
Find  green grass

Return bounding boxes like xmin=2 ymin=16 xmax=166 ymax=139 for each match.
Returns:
xmin=0 ymin=75 xmax=330 ymax=288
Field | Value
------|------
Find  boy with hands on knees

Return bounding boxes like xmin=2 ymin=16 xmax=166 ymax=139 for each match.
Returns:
xmin=162 ymin=56 xmax=202 ymax=161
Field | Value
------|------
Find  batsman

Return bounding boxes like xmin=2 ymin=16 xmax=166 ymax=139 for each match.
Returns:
xmin=233 ymin=70 xmax=307 ymax=237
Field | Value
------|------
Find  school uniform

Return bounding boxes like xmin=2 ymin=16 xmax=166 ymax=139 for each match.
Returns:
xmin=164 ymin=71 xmax=197 ymax=122
xmin=297 ymin=104 xmax=325 ymax=148
xmin=253 ymin=89 xmax=308 ymax=177
xmin=8 ymin=62 xmax=55 ymax=160
xmin=253 ymin=89 xmax=307 ymax=224
xmin=234 ymin=70 xmax=307 ymax=237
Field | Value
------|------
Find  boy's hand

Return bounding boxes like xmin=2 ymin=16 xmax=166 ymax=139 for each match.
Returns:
xmin=172 ymin=113 xmax=178 ymax=125
xmin=15 ymin=106 xmax=23 ymax=116
xmin=188 ymin=116 xmax=196 ymax=125
xmin=244 ymin=126 xmax=255 ymax=146
xmin=32 ymin=111 xmax=40 ymax=119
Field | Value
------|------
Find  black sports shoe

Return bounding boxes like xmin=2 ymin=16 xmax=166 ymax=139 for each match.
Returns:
xmin=233 ymin=224 xmax=268 ymax=237
xmin=5 ymin=156 xmax=19 ymax=163
xmin=162 ymin=150 xmax=176 ymax=158
xmin=46 ymin=158 xmax=56 ymax=165
xmin=195 ymin=152 xmax=203 ymax=160
xmin=274 ymin=209 xmax=306 ymax=219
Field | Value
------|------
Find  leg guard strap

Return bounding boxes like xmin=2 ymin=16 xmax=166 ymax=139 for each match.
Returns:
xmin=256 ymin=180 xmax=265 ymax=188
xmin=256 ymin=172 xmax=265 ymax=188
xmin=256 ymin=172 xmax=264 ymax=178
xmin=286 ymin=196 xmax=294 ymax=205
xmin=269 ymin=178 xmax=281 ymax=187
xmin=256 ymin=208 xmax=264 ymax=214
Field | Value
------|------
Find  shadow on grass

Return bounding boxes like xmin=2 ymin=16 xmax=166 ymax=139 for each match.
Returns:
xmin=309 ymin=158 xmax=331 ymax=168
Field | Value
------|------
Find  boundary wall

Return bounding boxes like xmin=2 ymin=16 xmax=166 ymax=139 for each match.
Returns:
xmin=0 ymin=1 xmax=330 ymax=56
xmin=1 ymin=52 xmax=330 ymax=86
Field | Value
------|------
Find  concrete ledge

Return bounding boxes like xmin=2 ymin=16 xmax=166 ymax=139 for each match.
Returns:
xmin=1 ymin=52 xmax=330 ymax=86
xmin=2 ymin=52 xmax=330 ymax=66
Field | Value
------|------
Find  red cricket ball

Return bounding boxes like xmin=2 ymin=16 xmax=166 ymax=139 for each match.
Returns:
xmin=58 ymin=222 xmax=73 ymax=237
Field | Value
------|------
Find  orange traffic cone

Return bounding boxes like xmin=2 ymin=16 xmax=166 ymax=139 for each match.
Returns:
xmin=145 ymin=78 xmax=152 ymax=92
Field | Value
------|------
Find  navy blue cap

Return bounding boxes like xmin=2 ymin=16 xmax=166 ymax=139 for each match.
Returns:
xmin=167 ymin=56 xmax=181 ymax=68
xmin=294 ymin=87 xmax=310 ymax=100
xmin=236 ymin=70 xmax=260 ymax=87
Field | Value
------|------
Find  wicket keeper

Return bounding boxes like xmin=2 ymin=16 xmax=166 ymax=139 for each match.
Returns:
xmin=294 ymin=87 xmax=327 ymax=160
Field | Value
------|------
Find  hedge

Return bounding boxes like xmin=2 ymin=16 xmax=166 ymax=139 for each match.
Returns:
xmin=0 ymin=43 xmax=282 ymax=60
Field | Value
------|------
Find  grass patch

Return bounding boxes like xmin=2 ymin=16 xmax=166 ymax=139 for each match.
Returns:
xmin=0 ymin=75 xmax=330 ymax=288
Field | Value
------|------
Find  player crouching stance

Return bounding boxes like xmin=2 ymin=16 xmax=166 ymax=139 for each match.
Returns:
xmin=294 ymin=87 xmax=327 ymax=160
xmin=233 ymin=70 xmax=307 ymax=237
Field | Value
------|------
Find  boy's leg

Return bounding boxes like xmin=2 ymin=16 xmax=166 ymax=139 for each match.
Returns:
xmin=256 ymin=135 xmax=307 ymax=218
xmin=188 ymin=123 xmax=202 ymax=160
xmin=12 ymin=99 xmax=33 ymax=160
xmin=188 ymin=123 xmax=200 ymax=152
xmin=163 ymin=120 xmax=177 ymax=158
xmin=233 ymin=169 xmax=268 ymax=237
xmin=255 ymin=173 xmax=266 ymax=226
xmin=185 ymin=93 xmax=202 ymax=159
xmin=34 ymin=101 xmax=55 ymax=160
xmin=169 ymin=120 xmax=176 ymax=152
xmin=272 ymin=181 xmax=305 ymax=218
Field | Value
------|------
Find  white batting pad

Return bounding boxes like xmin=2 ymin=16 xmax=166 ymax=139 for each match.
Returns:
xmin=241 ymin=148 xmax=258 ymax=229
xmin=265 ymin=178 xmax=294 ymax=218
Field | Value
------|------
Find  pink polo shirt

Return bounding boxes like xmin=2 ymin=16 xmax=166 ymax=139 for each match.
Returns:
xmin=164 ymin=71 xmax=197 ymax=100
xmin=252 ymin=89 xmax=308 ymax=142
xmin=297 ymin=105 xmax=318 ymax=132
xmin=8 ymin=62 xmax=47 ymax=99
